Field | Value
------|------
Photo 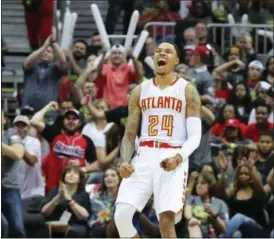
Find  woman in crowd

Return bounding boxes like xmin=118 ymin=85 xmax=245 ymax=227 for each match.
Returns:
xmin=82 ymin=99 xmax=121 ymax=183
xmin=227 ymin=82 xmax=252 ymax=124
xmin=185 ymin=172 xmax=228 ymax=238
xmin=88 ymin=168 xmax=120 ymax=238
xmin=262 ymin=56 xmax=274 ymax=84
xmin=41 ymin=165 xmax=90 ymax=237
xmin=219 ymin=161 xmax=268 ymax=238
xmin=211 ymin=104 xmax=246 ymax=137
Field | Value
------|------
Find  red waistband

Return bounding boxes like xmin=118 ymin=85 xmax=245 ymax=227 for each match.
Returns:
xmin=139 ymin=140 xmax=182 ymax=149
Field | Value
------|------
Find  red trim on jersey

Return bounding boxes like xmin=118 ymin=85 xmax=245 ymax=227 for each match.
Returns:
xmin=139 ymin=140 xmax=182 ymax=149
xmin=153 ymin=76 xmax=180 ymax=87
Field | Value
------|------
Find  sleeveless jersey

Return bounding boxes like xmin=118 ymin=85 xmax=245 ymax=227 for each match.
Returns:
xmin=139 ymin=77 xmax=189 ymax=145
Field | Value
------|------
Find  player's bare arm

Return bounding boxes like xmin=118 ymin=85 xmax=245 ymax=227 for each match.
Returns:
xmin=185 ymin=83 xmax=201 ymax=118
xmin=161 ymin=83 xmax=202 ymax=171
xmin=120 ymin=85 xmax=142 ymax=178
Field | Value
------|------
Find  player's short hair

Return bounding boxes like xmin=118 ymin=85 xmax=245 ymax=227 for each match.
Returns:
xmin=158 ymin=41 xmax=181 ymax=59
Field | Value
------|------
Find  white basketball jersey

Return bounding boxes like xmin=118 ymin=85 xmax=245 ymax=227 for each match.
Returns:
xmin=139 ymin=77 xmax=189 ymax=145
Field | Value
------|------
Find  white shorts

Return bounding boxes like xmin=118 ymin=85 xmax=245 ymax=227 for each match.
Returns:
xmin=116 ymin=145 xmax=188 ymax=223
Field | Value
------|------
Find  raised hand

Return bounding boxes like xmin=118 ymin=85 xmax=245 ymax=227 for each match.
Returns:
xmin=51 ymin=26 xmax=57 ymax=42
xmin=47 ymin=101 xmax=59 ymax=111
xmin=43 ymin=35 xmax=52 ymax=48
xmin=218 ymin=151 xmax=229 ymax=172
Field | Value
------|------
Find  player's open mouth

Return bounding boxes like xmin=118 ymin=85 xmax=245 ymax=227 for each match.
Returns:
xmin=157 ymin=59 xmax=166 ymax=67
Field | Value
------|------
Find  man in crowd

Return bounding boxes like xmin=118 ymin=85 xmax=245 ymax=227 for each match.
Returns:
xmin=12 ymin=115 xmax=44 ymax=200
xmin=2 ymin=113 xmax=26 ymax=237
xmin=30 ymin=102 xmax=97 ymax=193
xmin=64 ymin=39 xmax=88 ymax=81
xmin=97 ymin=44 xmax=142 ymax=108
xmin=188 ymin=45 xmax=215 ymax=104
xmin=244 ymin=101 xmax=274 ymax=142
xmin=22 ymin=28 xmax=66 ymax=111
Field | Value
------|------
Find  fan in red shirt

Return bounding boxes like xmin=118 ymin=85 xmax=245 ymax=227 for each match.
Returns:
xmin=96 ymin=45 xmax=141 ymax=109
xmin=31 ymin=102 xmax=97 ymax=193
xmin=244 ymin=102 xmax=274 ymax=142
xmin=211 ymin=104 xmax=246 ymax=137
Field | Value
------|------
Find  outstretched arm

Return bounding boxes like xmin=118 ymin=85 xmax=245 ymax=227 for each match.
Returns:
xmin=120 ymin=85 xmax=142 ymax=163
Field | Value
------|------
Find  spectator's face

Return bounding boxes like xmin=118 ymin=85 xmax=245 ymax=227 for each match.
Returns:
xmin=189 ymin=52 xmax=201 ymax=67
xmin=256 ymin=87 xmax=267 ymax=100
xmin=41 ymin=47 xmax=54 ymax=63
xmin=238 ymin=166 xmax=251 ymax=186
xmin=154 ymin=42 xmax=179 ymax=76
xmin=224 ymin=127 xmax=239 ymax=139
xmin=91 ymin=34 xmax=102 ymax=46
xmin=268 ymin=57 xmax=274 ymax=75
xmin=183 ymin=50 xmax=193 ymax=66
xmin=228 ymin=49 xmax=241 ymax=61
xmin=110 ymin=50 xmax=124 ymax=66
xmin=87 ymin=54 xmax=97 ymax=66
xmin=196 ymin=176 xmax=209 ymax=197
xmin=60 ymin=101 xmax=73 ymax=116
xmin=223 ymin=105 xmax=235 ymax=121
xmin=258 ymin=135 xmax=274 ymax=155
xmin=235 ymin=84 xmax=246 ymax=99
xmin=64 ymin=169 xmax=80 ymax=185
xmin=184 ymin=32 xmax=196 ymax=45
xmin=237 ymin=36 xmax=246 ymax=50
xmin=238 ymin=35 xmax=253 ymax=50
xmin=104 ymin=169 xmax=120 ymax=189
xmin=96 ymin=101 xmax=109 ymax=112
xmin=14 ymin=122 xmax=29 ymax=136
xmin=73 ymin=42 xmax=87 ymax=60
xmin=63 ymin=114 xmax=80 ymax=132
xmin=255 ymin=106 xmax=269 ymax=124
xmin=195 ymin=23 xmax=207 ymax=39
xmin=248 ymin=67 xmax=262 ymax=80
xmin=178 ymin=67 xmax=188 ymax=78
xmin=83 ymin=82 xmax=96 ymax=98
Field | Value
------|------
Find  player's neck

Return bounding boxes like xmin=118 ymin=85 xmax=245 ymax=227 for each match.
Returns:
xmin=155 ymin=73 xmax=176 ymax=87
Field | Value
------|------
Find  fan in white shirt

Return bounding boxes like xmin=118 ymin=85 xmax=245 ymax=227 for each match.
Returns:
xmin=13 ymin=115 xmax=44 ymax=199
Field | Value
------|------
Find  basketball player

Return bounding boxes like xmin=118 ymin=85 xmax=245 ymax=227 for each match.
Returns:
xmin=114 ymin=42 xmax=202 ymax=238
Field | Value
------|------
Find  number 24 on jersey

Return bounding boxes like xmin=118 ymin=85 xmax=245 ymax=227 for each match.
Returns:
xmin=148 ymin=115 xmax=174 ymax=136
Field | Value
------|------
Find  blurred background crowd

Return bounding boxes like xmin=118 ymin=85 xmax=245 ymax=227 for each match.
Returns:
xmin=1 ymin=0 xmax=274 ymax=238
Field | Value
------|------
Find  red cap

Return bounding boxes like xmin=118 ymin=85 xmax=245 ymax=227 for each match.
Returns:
xmin=225 ymin=119 xmax=240 ymax=129
xmin=192 ymin=46 xmax=209 ymax=59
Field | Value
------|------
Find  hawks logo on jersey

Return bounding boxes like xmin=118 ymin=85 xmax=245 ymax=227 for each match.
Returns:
xmin=140 ymin=96 xmax=183 ymax=113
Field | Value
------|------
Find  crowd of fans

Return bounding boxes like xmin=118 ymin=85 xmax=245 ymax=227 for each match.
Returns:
xmin=1 ymin=0 xmax=274 ymax=238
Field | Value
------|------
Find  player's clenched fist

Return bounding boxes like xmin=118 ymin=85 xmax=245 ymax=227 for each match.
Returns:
xmin=160 ymin=154 xmax=183 ymax=171
xmin=119 ymin=162 xmax=135 ymax=178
